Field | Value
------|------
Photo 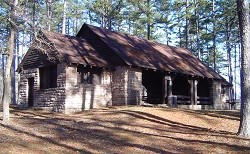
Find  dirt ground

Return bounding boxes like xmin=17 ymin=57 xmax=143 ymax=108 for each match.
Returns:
xmin=0 ymin=105 xmax=250 ymax=154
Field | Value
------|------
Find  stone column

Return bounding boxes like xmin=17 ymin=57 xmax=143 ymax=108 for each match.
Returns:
xmin=112 ymin=66 xmax=142 ymax=106
xmin=111 ymin=66 xmax=127 ymax=105
xmin=212 ymin=80 xmax=222 ymax=109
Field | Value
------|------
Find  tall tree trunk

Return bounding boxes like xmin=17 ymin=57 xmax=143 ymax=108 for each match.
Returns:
xmin=212 ymin=0 xmax=217 ymax=71
xmin=0 ymin=60 xmax=2 ymax=103
xmin=234 ymin=43 xmax=237 ymax=100
xmin=1 ymin=54 xmax=4 ymax=71
xmin=205 ymin=23 xmax=210 ymax=65
xmin=195 ymin=0 xmax=200 ymax=58
xmin=166 ymin=26 xmax=169 ymax=45
xmin=178 ymin=15 xmax=182 ymax=47
xmin=237 ymin=0 xmax=250 ymax=138
xmin=108 ymin=18 xmax=112 ymax=30
xmin=62 ymin=0 xmax=67 ymax=34
xmin=185 ymin=0 xmax=189 ymax=49
xmin=46 ymin=0 xmax=52 ymax=31
xmin=11 ymin=29 xmax=18 ymax=105
xmin=226 ymin=18 xmax=233 ymax=103
xmin=238 ymin=31 xmax=242 ymax=71
xmin=67 ymin=18 xmax=70 ymax=35
xmin=75 ymin=10 xmax=78 ymax=35
xmin=147 ymin=23 xmax=150 ymax=40
xmin=32 ymin=0 xmax=36 ymax=39
xmin=2 ymin=0 xmax=17 ymax=123
xmin=88 ymin=9 xmax=92 ymax=25
xmin=147 ymin=0 xmax=150 ymax=40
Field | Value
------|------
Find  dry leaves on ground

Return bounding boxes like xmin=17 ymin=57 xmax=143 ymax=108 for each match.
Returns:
xmin=0 ymin=106 xmax=250 ymax=154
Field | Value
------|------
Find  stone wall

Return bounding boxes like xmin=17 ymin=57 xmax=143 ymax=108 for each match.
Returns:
xmin=19 ymin=63 xmax=112 ymax=113
xmin=64 ymin=65 xmax=112 ymax=113
xmin=212 ymin=80 xmax=229 ymax=110
xmin=112 ymin=66 xmax=142 ymax=105
xmin=221 ymin=86 xmax=230 ymax=103
xmin=19 ymin=68 xmax=38 ymax=106
xmin=18 ymin=63 xmax=66 ymax=111
xmin=65 ymin=84 xmax=112 ymax=112
xmin=19 ymin=62 xmax=231 ymax=112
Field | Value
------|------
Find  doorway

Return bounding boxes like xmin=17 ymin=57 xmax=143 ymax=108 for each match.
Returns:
xmin=28 ymin=77 xmax=34 ymax=107
xmin=142 ymin=70 xmax=164 ymax=104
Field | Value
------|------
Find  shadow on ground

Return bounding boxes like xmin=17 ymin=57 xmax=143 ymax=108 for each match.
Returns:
xmin=0 ymin=106 xmax=249 ymax=153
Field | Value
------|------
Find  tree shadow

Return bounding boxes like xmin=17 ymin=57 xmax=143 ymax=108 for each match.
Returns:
xmin=116 ymin=109 xmax=231 ymax=134
xmin=88 ymin=117 xmax=250 ymax=152
xmin=6 ymin=112 xmax=173 ymax=153
xmin=4 ymin=107 xmax=250 ymax=153
xmin=0 ymin=123 xmax=91 ymax=153
xmin=168 ymin=108 xmax=240 ymax=121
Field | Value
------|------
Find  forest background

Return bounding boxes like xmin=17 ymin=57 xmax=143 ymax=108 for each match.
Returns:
xmin=0 ymin=0 xmax=240 ymax=104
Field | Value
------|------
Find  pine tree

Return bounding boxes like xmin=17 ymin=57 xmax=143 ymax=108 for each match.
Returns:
xmin=2 ymin=0 xmax=18 ymax=123
xmin=237 ymin=0 xmax=250 ymax=138
xmin=89 ymin=0 xmax=124 ymax=30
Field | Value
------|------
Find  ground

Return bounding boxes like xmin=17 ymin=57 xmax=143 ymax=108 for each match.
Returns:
xmin=0 ymin=105 xmax=250 ymax=154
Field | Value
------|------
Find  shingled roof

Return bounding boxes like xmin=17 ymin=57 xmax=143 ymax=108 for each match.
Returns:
xmin=77 ymin=24 xmax=223 ymax=80
xmin=43 ymin=30 xmax=112 ymax=68
xmin=18 ymin=30 xmax=111 ymax=71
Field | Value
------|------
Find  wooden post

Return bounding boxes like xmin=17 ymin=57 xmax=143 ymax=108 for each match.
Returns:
xmin=168 ymin=79 xmax=173 ymax=106
xmin=162 ymin=76 xmax=172 ymax=104
xmin=194 ymin=80 xmax=198 ymax=105
xmin=189 ymin=79 xmax=194 ymax=105
xmin=168 ymin=79 xmax=172 ymax=97
xmin=189 ymin=79 xmax=198 ymax=105
xmin=162 ymin=76 xmax=168 ymax=104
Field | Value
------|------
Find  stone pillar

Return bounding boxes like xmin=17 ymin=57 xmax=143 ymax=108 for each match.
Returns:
xmin=128 ymin=68 xmax=142 ymax=105
xmin=112 ymin=66 xmax=142 ymax=106
xmin=112 ymin=67 xmax=127 ymax=105
xmin=65 ymin=65 xmax=78 ymax=88
xmin=212 ymin=80 xmax=222 ymax=109
xmin=65 ymin=64 xmax=81 ymax=112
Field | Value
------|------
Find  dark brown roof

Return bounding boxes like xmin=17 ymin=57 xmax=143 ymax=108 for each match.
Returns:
xmin=80 ymin=24 xmax=223 ymax=79
xmin=42 ymin=30 xmax=111 ymax=68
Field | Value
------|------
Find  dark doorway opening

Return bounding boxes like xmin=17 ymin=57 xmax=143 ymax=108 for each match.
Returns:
xmin=28 ymin=77 xmax=34 ymax=107
xmin=172 ymin=76 xmax=190 ymax=104
xmin=142 ymin=70 xmax=163 ymax=104
xmin=197 ymin=78 xmax=212 ymax=105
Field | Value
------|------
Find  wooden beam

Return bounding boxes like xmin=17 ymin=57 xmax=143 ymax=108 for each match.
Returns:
xmin=189 ymin=79 xmax=198 ymax=105
xmin=168 ymin=79 xmax=172 ymax=97
xmin=162 ymin=76 xmax=168 ymax=104
xmin=189 ymin=79 xmax=194 ymax=105
xmin=194 ymin=80 xmax=198 ymax=105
